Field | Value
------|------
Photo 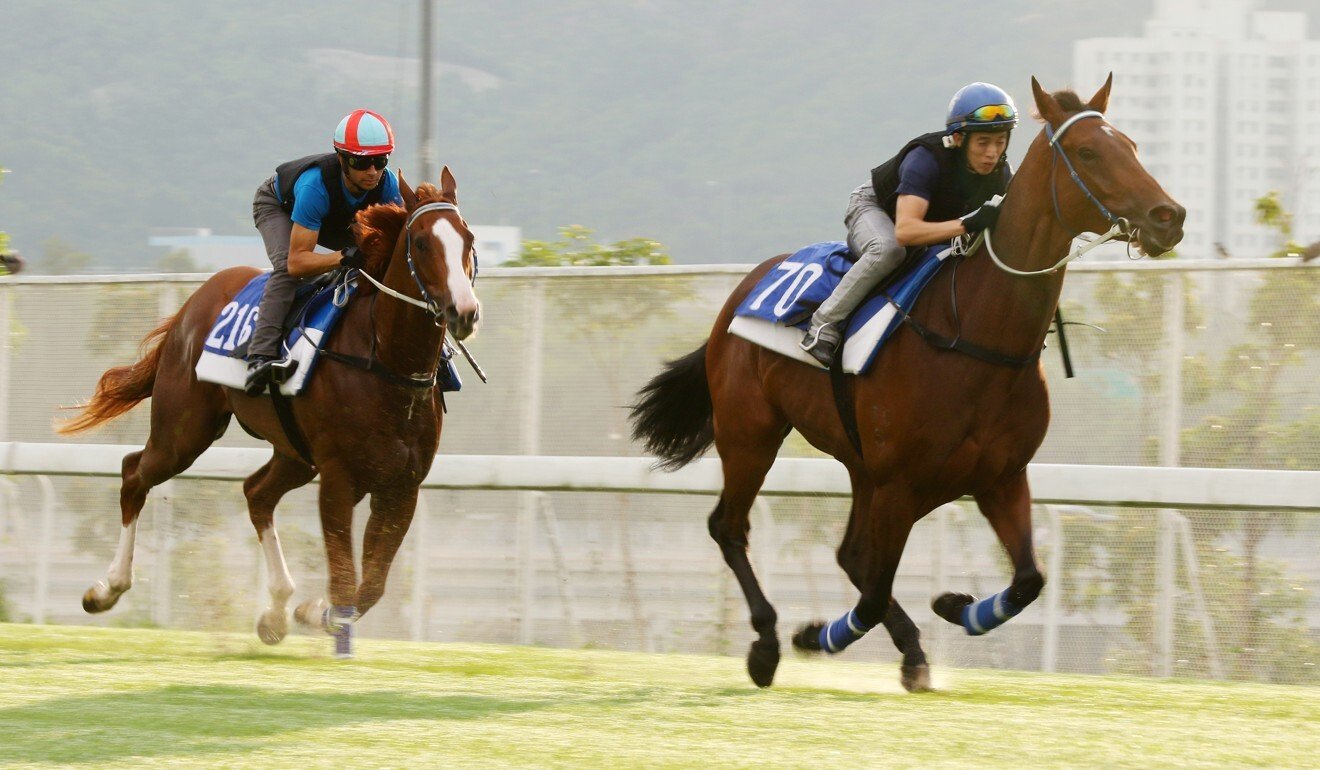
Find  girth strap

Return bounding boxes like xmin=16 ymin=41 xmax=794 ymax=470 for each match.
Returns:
xmin=829 ymin=355 xmax=864 ymax=459
xmin=267 ymin=382 xmax=316 ymax=467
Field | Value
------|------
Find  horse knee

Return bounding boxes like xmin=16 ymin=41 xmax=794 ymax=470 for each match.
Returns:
xmin=706 ymin=505 xmax=747 ymax=549
xmin=1008 ymin=571 xmax=1044 ymax=607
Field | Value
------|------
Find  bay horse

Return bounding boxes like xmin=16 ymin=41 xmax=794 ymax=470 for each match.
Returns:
xmin=60 ymin=167 xmax=480 ymax=656
xmin=631 ymin=77 xmax=1185 ymax=690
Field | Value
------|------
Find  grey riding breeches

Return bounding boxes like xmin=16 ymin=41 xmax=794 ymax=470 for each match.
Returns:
xmin=248 ymin=177 xmax=301 ymax=360
xmin=808 ymin=183 xmax=907 ymax=334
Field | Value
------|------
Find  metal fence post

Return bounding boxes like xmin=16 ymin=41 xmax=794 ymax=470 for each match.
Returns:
xmin=1041 ymin=505 xmax=1064 ymax=673
xmin=517 ymin=279 xmax=546 ymax=645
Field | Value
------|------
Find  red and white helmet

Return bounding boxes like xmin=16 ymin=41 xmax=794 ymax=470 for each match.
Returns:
xmin=333 ymin=109 xmax=395 ymax=156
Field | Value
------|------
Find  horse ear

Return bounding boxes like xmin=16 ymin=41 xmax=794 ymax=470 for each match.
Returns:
xmin=440 ymin=165 xmax=458 ymax=203
xmin=1031 ymin=76 xmax=1064 ymax=127
xmin=1087 ymin=72 xmax=1114 ymax=114
xmin=398 ymin=169 xmax=418 ymax=210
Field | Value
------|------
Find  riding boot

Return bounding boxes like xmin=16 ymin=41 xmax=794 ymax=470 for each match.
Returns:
xmin=244 ymin=356 xmax=294 ymax=396
xmin=799 ymin=323 xmax=842 ymax=367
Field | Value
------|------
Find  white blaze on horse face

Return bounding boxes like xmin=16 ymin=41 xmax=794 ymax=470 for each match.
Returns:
xmin=433 ymin=217 xmax=480 ymax=319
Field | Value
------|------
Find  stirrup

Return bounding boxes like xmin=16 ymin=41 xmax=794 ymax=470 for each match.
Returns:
xmin=800 ymin=326 xmax=839 ymax=367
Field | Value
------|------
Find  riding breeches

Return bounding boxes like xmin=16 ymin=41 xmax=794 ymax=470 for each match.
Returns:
xmin=249 ymin=177 xmax=301 ymax=360
xmin=807 ymin=183 xmax=907 ymax=335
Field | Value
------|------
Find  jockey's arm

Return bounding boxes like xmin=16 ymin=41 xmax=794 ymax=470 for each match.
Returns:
xmin=893 ymin=194 xmax=968 ymax=247
xmin=286 ymin=224 xmax=348 ymax=278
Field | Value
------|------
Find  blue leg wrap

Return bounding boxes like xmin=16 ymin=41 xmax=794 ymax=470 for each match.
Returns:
xmin=818 ymin=609 xmax=874 ymax=654
xmin=961 ymin=589 xmax=1023 ymax=636
xmin=325 ymin=605 xmax=358 ymax=658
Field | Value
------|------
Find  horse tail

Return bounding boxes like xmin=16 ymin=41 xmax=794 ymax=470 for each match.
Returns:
xmin=58 ymin=313 xmax=177 ymax=435
xmin=629 ymin=342 xmax=714 ymax=470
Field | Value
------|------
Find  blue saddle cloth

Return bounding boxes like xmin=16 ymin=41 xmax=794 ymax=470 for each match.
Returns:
xmin=733 ymin=241 xmax=953 ymax=374
xmin=195 ymin=272 xmax=356 ymax=396
xmin=201 ymin=272 xmax=352 ymax=362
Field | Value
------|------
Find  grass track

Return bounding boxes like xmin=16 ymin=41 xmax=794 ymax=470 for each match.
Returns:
xmin=1 ymin=624 xmax=1316 ymax=769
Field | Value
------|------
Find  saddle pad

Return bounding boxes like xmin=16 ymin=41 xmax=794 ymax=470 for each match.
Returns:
xmin=732 ymin=241 xmax=856 ymax=327
xmin=729 ymin=242 xmax=954 ymax=374
xmin=195 ymin=272 xmax=356 ymax=395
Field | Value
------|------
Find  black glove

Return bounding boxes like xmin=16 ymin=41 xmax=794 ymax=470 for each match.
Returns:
xmin=339 ymin=245 xmax=366 ymax=269
xmin=960 ymin=198 xmax=1003 ymax=233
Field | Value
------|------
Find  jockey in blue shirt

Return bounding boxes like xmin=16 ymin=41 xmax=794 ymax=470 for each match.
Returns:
xmin=800 ymin=82 xmax=1018 ymax=367
xmin=246 ymin=109 xmax=405 ymax=395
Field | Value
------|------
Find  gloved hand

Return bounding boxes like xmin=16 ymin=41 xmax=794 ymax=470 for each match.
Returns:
xmin=339 ymin=245 xmax=366 ymax=269
xmin=960 ymin=197 xmax=1003 ymax=233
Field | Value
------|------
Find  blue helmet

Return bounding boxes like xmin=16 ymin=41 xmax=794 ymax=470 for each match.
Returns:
xmin=945 ymin=82 xmax=1018 ymax=134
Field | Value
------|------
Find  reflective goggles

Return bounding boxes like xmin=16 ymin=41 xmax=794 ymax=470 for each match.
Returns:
xmin=962 ymin=104 xmax=1016 ymax=123
xmin=341 ymin=153 xmax=389 ymax=171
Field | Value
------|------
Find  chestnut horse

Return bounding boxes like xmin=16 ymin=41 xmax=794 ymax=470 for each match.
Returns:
xmin=60 ymin=168 xmax=480 ymax=656
xmin=631 ymin=77 xmax=1185 ymax=690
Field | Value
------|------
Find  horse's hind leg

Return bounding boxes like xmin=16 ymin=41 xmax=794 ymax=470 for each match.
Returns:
xmin=709 ymin=410 xmax=788 ymax=687
xmin=245 ymin=453 xmax=317 ymax=644
xmin=794 ymin=475 xmax=931 ymax=691
xmin=83 ymin=390 xmax=230 ymax=614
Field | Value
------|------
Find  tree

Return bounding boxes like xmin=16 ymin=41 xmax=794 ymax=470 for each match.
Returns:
xmin=0 ymin=165 xmax=15 ymax=275
xmin=34 ymin=236 xmax=93 ymax=275
xmin=503 ymin=225 xmax=671 ymax=268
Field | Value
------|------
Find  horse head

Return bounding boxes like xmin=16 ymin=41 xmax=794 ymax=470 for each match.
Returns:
xmin=397 ymin=166 xmax=482 ymax=340
xmin=1030 ymin=75 xmax=1186 ymax=257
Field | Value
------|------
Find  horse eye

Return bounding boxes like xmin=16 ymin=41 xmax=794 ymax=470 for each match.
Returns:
xmin=1079 ymin=147 xmax=1098 ymax=162
xmin=413 ymin=235 xmax=429 ymax=252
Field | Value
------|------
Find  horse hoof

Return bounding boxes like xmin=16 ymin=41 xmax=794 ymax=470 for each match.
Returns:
xmin=746 ymin=638 xmax=780 ymax=688
xmin=82 ymin=582 xmax=119 ymax=614
xmin=932 ymin=592 xmax=975 ymax=626
xmin=293 ymin=598 xmax=328 ymax=630
xmin=791 ymin=622 xmax=825 ymax=653
xmin=901 ymin=664 xmax=932 ymax=693
xmin=256 ymin=610 xmax=289 ymax=645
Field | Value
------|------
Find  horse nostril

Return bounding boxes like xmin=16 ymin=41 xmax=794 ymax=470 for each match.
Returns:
xmin=1149 ymin=204 xmax=1184 ymax=228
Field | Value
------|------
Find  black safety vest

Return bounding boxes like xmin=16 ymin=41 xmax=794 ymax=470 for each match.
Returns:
xmin=272 ymin=153 xmax=385 ymax=251
xmin=869 ymin=131 xmax=1011 ymax=223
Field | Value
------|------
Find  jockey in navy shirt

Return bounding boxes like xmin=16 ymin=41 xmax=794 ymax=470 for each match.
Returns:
xmin=245 ymin=108 xmax=405 ymax=395
xmin=800 ymin=82 xmax=1017 ymax=367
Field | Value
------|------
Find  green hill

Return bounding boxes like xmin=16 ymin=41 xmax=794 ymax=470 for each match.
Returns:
xmin=5 ymin=0 xmax=1164 ymax=268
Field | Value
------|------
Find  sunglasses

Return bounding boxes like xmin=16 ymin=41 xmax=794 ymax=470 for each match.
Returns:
xmin=341 ymin=153 xmax=389 ymax=171
xmin=964 ymin=104 xmax=1016 ymax=123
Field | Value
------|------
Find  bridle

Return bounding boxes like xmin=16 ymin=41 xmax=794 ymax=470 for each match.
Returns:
xmin=984 ymin=110 xmax=1136 ymax=276
xmin=352 ymin=201 xmax=475 ymax=324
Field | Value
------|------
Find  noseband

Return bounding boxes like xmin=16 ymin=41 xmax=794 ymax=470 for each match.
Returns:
xmin=354 ymin=201 xmax=475 ymax=324
xmin=985 ymin=110 xmax=1135 ymax=276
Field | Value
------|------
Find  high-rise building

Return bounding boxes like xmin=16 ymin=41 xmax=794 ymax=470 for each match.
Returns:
xmin=1074 ymin=0 xmax=1320 ymax=258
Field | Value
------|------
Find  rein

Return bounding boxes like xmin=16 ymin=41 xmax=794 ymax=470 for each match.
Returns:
xmin=353 ymin=201 xmax=463 ymax=322
xmin=345 ymin=200 xmax=487 ymax=386
xmin=984 ymin=110 xmax=1132 ymax=277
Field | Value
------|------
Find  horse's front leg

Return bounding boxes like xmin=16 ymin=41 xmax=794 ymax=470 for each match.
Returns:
xmin=295 ymin=471 xmax=365 ymax=657
xmin=355 ymin=484 xmax=419 ymax=616
xmin=933 ymin=470 xmax=1045 ymax=635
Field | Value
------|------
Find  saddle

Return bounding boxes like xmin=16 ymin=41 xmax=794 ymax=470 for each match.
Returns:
xmin=729 ymin=241 xmax=959 ymax=374
xmin=195 ymin=269 xmax=462 ymax=397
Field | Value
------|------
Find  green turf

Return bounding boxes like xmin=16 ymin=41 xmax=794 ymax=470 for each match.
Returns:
xmin=0 ymin=624 xmax=1316 ymax=769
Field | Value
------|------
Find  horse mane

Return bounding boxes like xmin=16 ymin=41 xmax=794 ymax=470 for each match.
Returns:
xmin=1030 ymin=89 xmax=1089 ymax=123
xmin=1052 ymin=89 xmax=1086 ymax=113
xmin=353 ymin=204 xmax=406 ymax=278
xmin=351 ymin=183 xmax=458 ymax=278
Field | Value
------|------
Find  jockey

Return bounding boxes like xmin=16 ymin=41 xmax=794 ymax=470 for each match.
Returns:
xmin=246 ymin=109 xmax=405 ymax=395
xmin=800 ymin=82 xmax=1017 ymax=367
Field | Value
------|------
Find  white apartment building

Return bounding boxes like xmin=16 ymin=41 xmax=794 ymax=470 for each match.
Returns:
xmin=1074 ymin=0 xmax=1320 ymax=258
